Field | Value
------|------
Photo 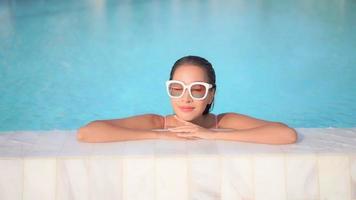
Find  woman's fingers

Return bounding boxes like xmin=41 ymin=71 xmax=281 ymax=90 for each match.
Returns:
xmin=159 ymin=132 xmax=196 ymax=141
xmin=166 ymin=124 xmax=204 ymax=140
xmin=187 ymin=137 xmax=200 ymax=140
xmin=177 ymin=132 xmax=197 ymax=137
xmin=168 ymin=125 xmax=194 ymax=129
xmin=168 ymin=126 xmax=196 ymax=132
xmin=178 ymin=134 xmax=200 ymax=139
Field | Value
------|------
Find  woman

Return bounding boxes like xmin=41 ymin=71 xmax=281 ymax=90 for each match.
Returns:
xmin=77 ymin=56 xmax=297 ymax=144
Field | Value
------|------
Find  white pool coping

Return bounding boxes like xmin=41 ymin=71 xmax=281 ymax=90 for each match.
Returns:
xmin=0 ymin=128 xmax=355 ymax=200
xmin=0 ymin=128 xmax=356 ymax=158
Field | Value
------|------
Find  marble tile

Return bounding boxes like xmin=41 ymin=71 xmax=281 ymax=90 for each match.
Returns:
xmin=121 ymin=140 xmax=155 ymax=156
xmin=216 ymin=141 xmax=253 ymax=155
xmin=221 ymin=156 xmax=254 ymax=200
xmin=155 ymin=156 xmax=188 ymax=200
xmin=0 ymin=145 xmax=23 ymax=158
xmin=0 ymin=159 xmax=23 ymax=200
xmin=253 ymin=154 xmax=286 ymax=200
xmin=318 ymin=154 xmax=351 ymax=200
xmin=1 ymin=132 xmax=41 ymax=157
xmin=91 ymin=142 xmax=125 ymax=156
xmin=186 ymin=140 xmax=218 ymax=155
xmin=122 ymin=157 xmax=155 ymax=200
xmin=23 ymin=132 xmax=69 ymax=157
xmin=0 ymin=133 xmax=11 ymax=145
xmin=350 ymin=155 xmax=356 ymax=200
xmin=56 ymin=158 xmax=90 ymax=200
xmin=155 ymin=140 xmax=187 ymax=156
xmin=156 ymin=156 xmax=188 ymax=200
xmin=295 ymin=129 xmax=356 ymax=154
xmin=285 ymin=154 xmax=319 ymax=199
xmin=59 ymin=133 xmax=93 ymax=157
xmin=89 ymin=157 xmax=123 ymax=200
xmin=216 ymin=140 xmax=283 ymax=155
xmin=1 ymin=129 xmax=356 ymax=200
xmin=7 ymin=132 xmax=40 ymax=145
xmin=23 ymin=158 xmax=56 ymax=200
xmin=188 ymin=155 xmax=221 ymax=200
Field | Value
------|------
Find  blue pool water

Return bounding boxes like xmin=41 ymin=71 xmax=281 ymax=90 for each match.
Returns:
xmin=0 ymin=0 xmax=355 ymax=131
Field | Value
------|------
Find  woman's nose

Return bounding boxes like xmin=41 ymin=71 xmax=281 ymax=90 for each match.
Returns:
xmin=181 ymin=89 xmax=193 ymax=102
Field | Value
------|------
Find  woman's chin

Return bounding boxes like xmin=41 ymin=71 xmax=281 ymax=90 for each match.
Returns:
xmin=175 ymin=112 xmax=198 ymax=121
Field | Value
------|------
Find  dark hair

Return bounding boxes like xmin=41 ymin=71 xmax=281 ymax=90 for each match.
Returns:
xmin=169 ymin=55 xmax=216 ymax=115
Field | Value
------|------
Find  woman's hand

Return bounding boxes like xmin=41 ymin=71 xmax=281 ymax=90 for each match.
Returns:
xmin=167 ymin=120 xmax=216 ymax=140
xmin=155 ymin=131 xmax=200 ymax=140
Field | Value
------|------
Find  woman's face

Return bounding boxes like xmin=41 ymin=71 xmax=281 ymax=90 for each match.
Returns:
xmin=170 ymin=64 xmax=215 ymax=121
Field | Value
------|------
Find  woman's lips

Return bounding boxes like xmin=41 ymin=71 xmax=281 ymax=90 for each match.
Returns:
xmin=179 ymin=106 xmax=195 ymax=112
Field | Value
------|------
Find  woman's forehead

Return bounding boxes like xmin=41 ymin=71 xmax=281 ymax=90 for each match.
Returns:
xmin=172 ymin=65 xmax=208 ymax=83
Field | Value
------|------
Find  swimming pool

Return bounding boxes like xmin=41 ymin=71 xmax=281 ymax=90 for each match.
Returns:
xmin=0 ymin=0 xmax=355 ymax=131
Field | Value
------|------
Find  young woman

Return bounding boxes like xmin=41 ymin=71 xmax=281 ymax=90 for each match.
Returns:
xmin=77 ymin=56 xmax=297 ymax=144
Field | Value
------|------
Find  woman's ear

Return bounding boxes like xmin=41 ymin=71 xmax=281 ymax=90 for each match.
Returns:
xmin=209 ymin=90 xmax=215 ymax=104
xmin=208 ymin=94 xmax=215 ymax=105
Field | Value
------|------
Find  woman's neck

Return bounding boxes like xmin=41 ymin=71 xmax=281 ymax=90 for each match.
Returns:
xmin=174 ymin=114 xmax=210 ymax=128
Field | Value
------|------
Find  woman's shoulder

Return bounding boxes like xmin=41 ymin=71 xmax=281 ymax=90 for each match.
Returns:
xmin=216 ymin=112 xmax=241 ymax=120
xmin=122 ymin=113 xmax=164 ymax=121
xmin=139 ymin=113 xmax=165 ymax=128
xmin=103 ymin=113 xmax=165 ymax=129
xmin=216 ymin=112 xmax=262 ymax=120
xmin=216 ymin=112 xmax=273 ymax=129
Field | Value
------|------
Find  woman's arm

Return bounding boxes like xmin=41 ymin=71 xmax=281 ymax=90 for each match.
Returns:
xmin=166 ymin=112 xmax=297 ymax=144
xmin=215 ymin=113 xmax=297 ymax=144
xmin=213 ymin=123 xmax=297 ymax=144
xmin=77 ymin=121 xmax=158 ymax=142
xmin=77 ymin=114 xmax=186 ymax=143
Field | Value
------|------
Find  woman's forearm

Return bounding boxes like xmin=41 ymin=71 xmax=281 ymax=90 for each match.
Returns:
xmin=77 ymin=121 xmax=158 ymax=143
xmin=214 ymin=123 xmax=298 ymax=145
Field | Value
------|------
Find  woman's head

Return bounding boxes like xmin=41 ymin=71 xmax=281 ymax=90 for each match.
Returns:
xmin=167 ymin=55 xmax=216 ymax=121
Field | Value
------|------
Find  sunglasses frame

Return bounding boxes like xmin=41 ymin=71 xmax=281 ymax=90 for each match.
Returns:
xmin=166 ymin=80 xmax=213 ymax=100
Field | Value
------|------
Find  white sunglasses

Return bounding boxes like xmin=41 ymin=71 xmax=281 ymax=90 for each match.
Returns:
xmin=166 ymin=80 xmax=214 ymax=100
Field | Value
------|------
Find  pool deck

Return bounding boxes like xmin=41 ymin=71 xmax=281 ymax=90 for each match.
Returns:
xmin=0 ymin=128 xmax=355 ymax=200
xmin=1 ymin=128 xmax=356 ymax=157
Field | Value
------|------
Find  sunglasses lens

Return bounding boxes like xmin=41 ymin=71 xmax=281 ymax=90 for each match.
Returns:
xmin=190 ymin=84 xmax=207 ymax=98
xmin=168 ymin=82 xmax=184 ymax=97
